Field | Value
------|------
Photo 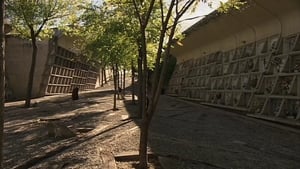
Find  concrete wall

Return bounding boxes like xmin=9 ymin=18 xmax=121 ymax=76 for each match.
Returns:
xmin=57 ymin=34 xmax=81 ymax=55
xmin=167 ymin=0 xmax=300 ymax=120
xmin=172 ymin=0 xmax=300 ymax=62
xmin=5 ymin=32 xmax=104 ymax=100
xmin=5 ymin=36 xmax=49 ymax=100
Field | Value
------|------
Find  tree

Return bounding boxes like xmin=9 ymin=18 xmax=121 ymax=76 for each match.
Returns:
xmin=76 ymin=1 xmax=244 ymax=168
xmin=104 ymin=0 xmax=162 ymax=118
xmin=128 ymin=0 xmax=245 ymax=168
xmin=6 ymin=0 xmax=83 ymax=108
xmin=0 ymin=0 xmax=4 ymax=167
xmin=131 ymin=1 xmax=195 ymax=167
xmin=74 ymin=2 xmax=143 ymax=110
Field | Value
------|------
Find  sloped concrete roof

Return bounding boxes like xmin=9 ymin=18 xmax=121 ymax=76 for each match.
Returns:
xmin=171 ymin=0 xmax=300 ymax=58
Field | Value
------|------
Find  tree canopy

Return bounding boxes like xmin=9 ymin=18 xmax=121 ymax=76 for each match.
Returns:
xmin=6 ymin=0 xmax=84 ymax=39
xmin=71 ymin=0 xmax=165 ymax=71
xmin=80 ymin=3 xmax=138 ymax=68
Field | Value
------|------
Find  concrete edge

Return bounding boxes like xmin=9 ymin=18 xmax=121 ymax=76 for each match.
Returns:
xmin=163 ymin=95 xmax=300 ymax=134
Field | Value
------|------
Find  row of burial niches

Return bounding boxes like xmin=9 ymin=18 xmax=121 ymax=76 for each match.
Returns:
xmin=169 ymin=33 xmax=300 ymax=120
xmin=252 ymin=33 xmax=300 ymax=120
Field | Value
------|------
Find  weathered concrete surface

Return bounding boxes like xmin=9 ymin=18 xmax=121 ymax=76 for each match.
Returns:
xmin=149 ymin=96 xmax=300 ymax=169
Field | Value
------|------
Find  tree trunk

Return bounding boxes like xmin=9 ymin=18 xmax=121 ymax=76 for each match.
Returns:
xmin=0 ymin=1 xmax=5 ymax=168
xmin=120 ymin=68 xmax=123 ymax=89
xmin=104 ymin=66 xmax=107 ymax=84
xmin=25 ymin=29 xmax=38 ymax=108
xmin=101 ymin=67 xmax=104 ymax=87
xmin=116 ymin=65 xmax=120 ymax=100
xmin=118 ymin=69 xmax=123 ymax=99
xmin=138 ymin=52 xmax=144 ymax=118
xmin=112 ymin=65 xmax=117 ymax=111
xmin=119 ymin=67 xmax=121 ymax=89
xmin=139 ymin=116 xmax=150 ymax=169
xmin=131 ymin=60 xmax=136 ymax=104
xmin=122 ymin=68 xmax=125 ymax=98
xmin=139 ymin=27 xmax=148 ymax=169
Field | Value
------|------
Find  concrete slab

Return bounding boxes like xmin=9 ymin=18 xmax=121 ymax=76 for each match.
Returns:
xmin=114 ymin=151 xmax=155 ymax=161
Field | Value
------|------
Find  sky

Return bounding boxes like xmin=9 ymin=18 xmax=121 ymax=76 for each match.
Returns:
xmin=179 ymin=0 xmax=228 ymax=31
xmin=91 ymin=0 xmax=228 ymax=31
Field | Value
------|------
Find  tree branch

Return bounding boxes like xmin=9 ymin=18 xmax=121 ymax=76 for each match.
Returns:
xmin=143 ymin=0 xmax=156 ymax=28
xmin=132 ymin=0 xmax=143 ymax=27
xmin=178 ymin=0 xmax=195 ymax=18
xmin=159 ymin=0 xmax=164 ymax=25
xmin=148 ymin=0 xmax=175 ymax=114
xmin=34 ymin=18 xmax=47 ymax=37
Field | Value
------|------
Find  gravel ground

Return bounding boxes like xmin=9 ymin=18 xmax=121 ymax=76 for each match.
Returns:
xmin=4 ymin=85 xmax=161 ymax=169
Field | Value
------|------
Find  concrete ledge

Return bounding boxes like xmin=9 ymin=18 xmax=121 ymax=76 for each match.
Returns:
xmin=247 ymin=114 xmax=300 ymax=128
xmin=4 ymin=88 xmax=113 ymax=109
xmin=114 ymin=151 xmax=155 ymax=161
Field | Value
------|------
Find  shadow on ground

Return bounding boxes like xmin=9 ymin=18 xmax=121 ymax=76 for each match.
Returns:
xmin=123 ymin=81 xmax=300 ymax=169
xmin=3 ymin=89 xmax=119 ymax=169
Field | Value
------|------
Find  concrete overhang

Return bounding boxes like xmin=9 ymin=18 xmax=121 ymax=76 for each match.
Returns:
xmin=171 ymin=0 xmax=300 ymax=60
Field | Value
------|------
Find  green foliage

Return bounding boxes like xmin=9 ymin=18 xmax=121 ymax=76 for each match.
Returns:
xmin=72 ymin=0 xmax=162 ymax=70
xmin=218 ymin=0 xmax=246 ymax=13
xmin=6 ymin=0 xmax=84 ymax=39
xmin=75 ymin=2 xmax=137 ymax=68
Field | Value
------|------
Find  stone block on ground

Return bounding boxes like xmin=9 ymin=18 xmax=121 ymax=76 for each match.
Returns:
xmin=101 ymin=151 xmax=117 ymax=169
xmin=45 ymin=122 xmax=76 ymax=139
